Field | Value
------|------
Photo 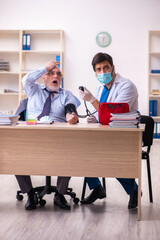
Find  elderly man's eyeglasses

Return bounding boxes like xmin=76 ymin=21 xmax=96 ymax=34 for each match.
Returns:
xmin=46 ymin=70 xmax=62 ymax=77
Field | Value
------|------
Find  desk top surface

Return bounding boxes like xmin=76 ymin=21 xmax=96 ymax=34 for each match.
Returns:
xmin=0 ymin=122 xmax=144 ymax=132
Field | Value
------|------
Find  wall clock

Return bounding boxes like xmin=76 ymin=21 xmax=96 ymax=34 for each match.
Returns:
xmin=96 ymin=32 xmax=111 ymax=47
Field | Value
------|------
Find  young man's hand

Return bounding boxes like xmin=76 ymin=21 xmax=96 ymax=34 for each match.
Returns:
xmin=87 ymin=115 xmax=98 ymax=123
xmin=79 ymin=87 xmax=96 ymax=103
xmin=66 ymin=113 xmax=78 ymax=124
xmin=45 ymin=60 xmax=60 ymax=72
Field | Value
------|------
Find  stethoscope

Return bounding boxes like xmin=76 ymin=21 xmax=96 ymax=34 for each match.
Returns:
xmin=77 ymin=84 xmax=112 ymax=118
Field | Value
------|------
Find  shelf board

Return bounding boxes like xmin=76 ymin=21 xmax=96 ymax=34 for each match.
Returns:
xmin=152 ymin=116 xmax=160 ymax=121
xmin=0 ymin=71 xmax=19 ymax=75
xmin=149 ymin=73 xmax=160 ymax=77
xmin=22 ymin=30 xmax=63 ymax=34
xmin=0 ymin=93 xmax=19 ymax=96
xmin=149 ymin=52 xmax=160 ymax=55
xmin=0 ymin=30 xmax=19 ymax=33
xmin=149 ymin=94 xmax=160 ymax=98
xmin=22 ymin=50 xmax=60 ymax=54
xmin=0 ymin=50 xmax=19 ymax=53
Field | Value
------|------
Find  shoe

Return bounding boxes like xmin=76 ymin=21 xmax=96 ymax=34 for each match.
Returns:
xmin=128 ymin=188 xmax=142 ymax=209
xmin=25 ymin=192 xmax=38 ymax=210
xmin=81 ymin=184 xmax=106 ymax=204
xmin=54 ymin=193 xmax=71 ymax=210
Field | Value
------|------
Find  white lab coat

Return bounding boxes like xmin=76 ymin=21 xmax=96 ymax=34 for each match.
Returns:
xmin=94 ymin=73 xmax=138 ymax=120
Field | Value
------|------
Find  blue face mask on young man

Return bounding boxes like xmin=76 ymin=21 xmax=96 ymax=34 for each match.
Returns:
xmin=97 ymin=72 xmax=113 ymax=84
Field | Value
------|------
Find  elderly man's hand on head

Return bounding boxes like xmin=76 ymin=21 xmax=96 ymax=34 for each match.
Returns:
xmin=66 ymin=113 xmax=78 ymax=124
xmin=45 ymin=60 xmax=60 ymax=72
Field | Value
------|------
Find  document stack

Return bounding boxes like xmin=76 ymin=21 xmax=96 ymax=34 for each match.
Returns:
xmin=0 ymin=114 xmax=20 ymax=125
xmin=0 ymin=59 xmax=10 ymax=71
xmin=109 ymin=111 xmax=140 ymax=128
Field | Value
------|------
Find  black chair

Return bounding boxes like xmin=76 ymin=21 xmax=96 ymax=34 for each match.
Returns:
xmin=141 ymin=115 xmax=154 ymax=202
xmin=81 ymin=115 xmax=154 ymax=203
xmin=16 ymin=99 xmax=79 ymax=206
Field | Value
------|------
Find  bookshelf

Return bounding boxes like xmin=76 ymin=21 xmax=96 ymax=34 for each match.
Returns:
xmin=0 ymin=30 xmax=64 ymax=114
xmin=148 ymin=31 xmax=160 ymax=138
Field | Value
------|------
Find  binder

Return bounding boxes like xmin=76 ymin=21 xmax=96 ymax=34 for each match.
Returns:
xmin=56 ymin=55 xmax=60 ymax=68
xmin=151 ymin=69 xmax=160 ymax=74
xmin=149 ymin=100 xmax=157 ymax=116
xmin=26 ymin=34 xmax=31 ymax=50
xmin=153 ymin=100 xmax=157 ymax=116
xmin=22 ymin=34 xmax=27 ymax=50
xmin=154 ymin=122 xmax=160 ymax=139
xmin=149 ymin=100 xmax=153 ymax=116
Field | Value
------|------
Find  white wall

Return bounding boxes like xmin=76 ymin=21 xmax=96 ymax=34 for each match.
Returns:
xmin=0 ymin=0 xmax=160 ymax=116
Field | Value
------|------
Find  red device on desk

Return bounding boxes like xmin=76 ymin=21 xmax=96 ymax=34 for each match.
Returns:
xmin=98 ymin=102 xmax=129 ymax=125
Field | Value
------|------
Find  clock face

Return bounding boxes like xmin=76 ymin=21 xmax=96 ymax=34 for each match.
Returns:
xmin=96 ymin=32 xmax=111 ymax=47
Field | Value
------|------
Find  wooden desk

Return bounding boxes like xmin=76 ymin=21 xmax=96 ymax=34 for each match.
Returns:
xmin=0 ymin=122 xmax=144 ymax=220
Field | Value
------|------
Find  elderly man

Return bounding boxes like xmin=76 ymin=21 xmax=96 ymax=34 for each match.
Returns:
xmin=16 ymin=60 xmax=80 ymax=211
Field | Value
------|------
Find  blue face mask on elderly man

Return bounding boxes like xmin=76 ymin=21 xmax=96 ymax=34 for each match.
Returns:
xmin=97 ymin=72 xmax=113 ymax=84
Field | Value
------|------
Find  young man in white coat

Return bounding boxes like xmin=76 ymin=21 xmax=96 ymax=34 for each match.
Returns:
xmin=79 ymin=52 xmax=139 ymax=209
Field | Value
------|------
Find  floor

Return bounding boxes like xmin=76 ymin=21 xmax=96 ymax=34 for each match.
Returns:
xmin=0 ymin=140 xmax=160 ymax=240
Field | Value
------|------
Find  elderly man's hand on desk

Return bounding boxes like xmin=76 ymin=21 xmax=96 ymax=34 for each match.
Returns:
xmin=66 ymin=113 xmax=79 ymax=124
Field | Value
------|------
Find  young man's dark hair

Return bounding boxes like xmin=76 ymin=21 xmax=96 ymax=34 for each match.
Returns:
xmin=92 ymin=52 xmax=113 ymax=71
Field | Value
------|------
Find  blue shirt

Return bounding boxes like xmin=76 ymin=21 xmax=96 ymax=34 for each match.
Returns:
xmin=22 ymin=67 xmax=81 ymax=121
xmin=100 ymin=86 xmax=112 ymax=103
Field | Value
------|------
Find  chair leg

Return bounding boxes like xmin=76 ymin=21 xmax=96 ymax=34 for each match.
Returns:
xmin=102 ymin=178 xmax=106 ymax=195
xmin=146 ymin=157 xmax=153 ymax=202
xmin=81 ymin=178 xmax=87 ymax=200
xmin=46 ymin=176 xmax=51 ymax=186
xmin=34 ymin=176 xmax=57 ymax=199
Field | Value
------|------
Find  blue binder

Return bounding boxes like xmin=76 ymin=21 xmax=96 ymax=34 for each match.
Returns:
xmin=149 ymin=100 xmax=153 ymax=116
xmin=151 ymin=69 xmax=160 ymax=73
xmin=149 ymin=100 xmax=157 ymax=116
xmin=56 ymin=55 xmax=60 ymax=68
xmin=153 ymin=100 xmax=157 ymax=116
xmin=26 ymin=34 xmax=31 ymax=50
xmin=22 ymin=34 xmax=27 ymax=50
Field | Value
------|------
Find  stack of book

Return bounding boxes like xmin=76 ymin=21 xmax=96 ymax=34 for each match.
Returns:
xmin=0 ymin=59 xmax=10 ymax=71
xmin=4 ymin=89 xmax=18 ymax=93
xmin=109 ymin=111 xmax=140 ymax=128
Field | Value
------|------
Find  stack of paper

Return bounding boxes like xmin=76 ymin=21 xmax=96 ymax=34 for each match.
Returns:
xmin=0 ymin=114 xmax=20 ymax=125
xmin=109 ymin=111 xmax=140 ymax=128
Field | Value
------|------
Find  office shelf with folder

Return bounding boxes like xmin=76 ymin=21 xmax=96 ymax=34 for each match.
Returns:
xmin=0 ymin=30 xmax=64 ymax=115
xmin=148 ymin=31 xmax=160 ymax=138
